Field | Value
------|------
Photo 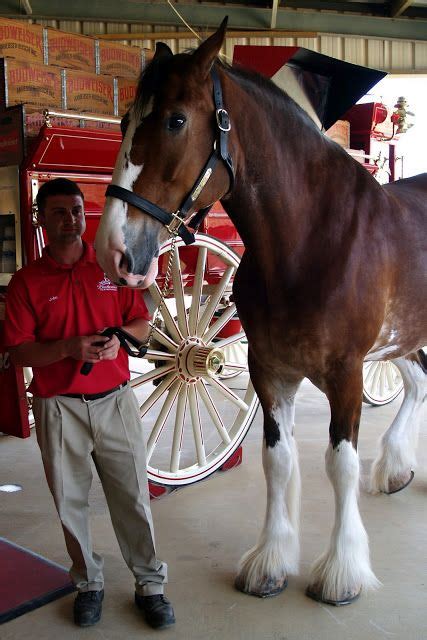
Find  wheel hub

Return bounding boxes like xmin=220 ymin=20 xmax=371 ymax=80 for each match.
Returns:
xmin=176 ymin=337 xmax=225 ymax=383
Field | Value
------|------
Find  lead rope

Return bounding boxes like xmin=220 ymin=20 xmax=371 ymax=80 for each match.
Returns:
xmin=142 ymin=233 xmax=179 ymax=354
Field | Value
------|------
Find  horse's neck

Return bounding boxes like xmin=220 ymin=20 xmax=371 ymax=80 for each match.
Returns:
xmin=223 ymin=74 xmax=375 ymax=268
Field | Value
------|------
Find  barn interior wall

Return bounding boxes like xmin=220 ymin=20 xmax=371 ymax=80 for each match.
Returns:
xmin=9 ymin=17 xmax=427 ymax=72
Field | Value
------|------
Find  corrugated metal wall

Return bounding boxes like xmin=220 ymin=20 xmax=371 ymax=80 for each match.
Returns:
xmin=33 ymin=19 xmax=427 ymax=73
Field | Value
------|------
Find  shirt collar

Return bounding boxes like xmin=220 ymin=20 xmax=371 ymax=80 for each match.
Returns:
xmin=41 ymin=241 xmax=96 ymax=271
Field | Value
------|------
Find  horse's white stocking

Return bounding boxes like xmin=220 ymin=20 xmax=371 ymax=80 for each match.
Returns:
xmin=308 ymin=440 xmax=380 ymax=603
xmin=370 ymin=356 xmax=427 ymax=494
xmin=236 ymin=385 xmax=301 ymax=597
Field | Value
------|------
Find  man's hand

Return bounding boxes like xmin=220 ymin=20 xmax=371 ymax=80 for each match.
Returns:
xmin=64 ymin=334 xmax=111 ymax=363
xmin=97 ymin=334 xmax=121 ymax=361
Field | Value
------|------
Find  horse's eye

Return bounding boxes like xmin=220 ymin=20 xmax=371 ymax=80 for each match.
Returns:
xmin=167 ymin=114 xmax=186 ymax=131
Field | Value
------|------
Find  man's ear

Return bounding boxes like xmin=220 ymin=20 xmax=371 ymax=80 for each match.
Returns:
xmin=191 ymin=17 xmax=228 ymax=79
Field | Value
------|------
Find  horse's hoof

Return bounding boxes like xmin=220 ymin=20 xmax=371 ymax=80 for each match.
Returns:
xmin=305 ymin=585 xmax=361 ymax=606
xmin=386 ymin=470 xmax=414 ymax=494
xmin=234 ymin=574 xmax=288 ymax=598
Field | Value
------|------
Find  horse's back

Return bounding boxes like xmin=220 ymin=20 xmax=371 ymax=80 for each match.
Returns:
xmin=383 ymin=172 xmax=427 ymax=209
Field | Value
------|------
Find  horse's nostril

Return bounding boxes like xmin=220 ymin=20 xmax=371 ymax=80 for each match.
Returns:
xmin=119 ymin=277 xmax=127 ymax=286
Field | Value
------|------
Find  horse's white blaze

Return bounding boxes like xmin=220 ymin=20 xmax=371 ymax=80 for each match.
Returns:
xmin=309 ymin=440 xmax=380 ymax=601
xmin=237 ymin=384 xmax=301 ymax=592
xmin=95 ymin=113 xmax=142 ymax=266
xmin=370 ymin=356 xmax=427 ymax=493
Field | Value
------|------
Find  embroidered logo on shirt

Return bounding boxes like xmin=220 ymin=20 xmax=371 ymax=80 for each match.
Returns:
xmin=97 ymin=275 xmax=118 ymax=292
xmin=49 ymin=295 xmax=59 ymax=302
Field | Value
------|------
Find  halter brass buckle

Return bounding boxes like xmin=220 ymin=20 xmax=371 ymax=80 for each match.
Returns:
xmin=166 ymin=211 xmax=184 ymax=235
xmin=216 ymin=108 xmax=231 ymax=132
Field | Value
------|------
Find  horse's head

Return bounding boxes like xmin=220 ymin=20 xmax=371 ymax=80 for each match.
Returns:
xmin=95 ymin=19 xmax=233 ymax=288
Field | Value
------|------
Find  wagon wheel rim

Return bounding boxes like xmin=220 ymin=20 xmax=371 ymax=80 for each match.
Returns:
xmin=362 ymin=361 xmax=404 ymax=406
xmin=130 ymin=234 xmax=259 ymax=486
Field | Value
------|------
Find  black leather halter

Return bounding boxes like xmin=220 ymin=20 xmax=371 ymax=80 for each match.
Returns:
xmin=105 ymin=66 xmax=234 ymax=245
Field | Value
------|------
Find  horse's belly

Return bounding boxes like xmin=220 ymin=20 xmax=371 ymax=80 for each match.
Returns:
xmin=366 ymin=319 xmax=426 ymax=361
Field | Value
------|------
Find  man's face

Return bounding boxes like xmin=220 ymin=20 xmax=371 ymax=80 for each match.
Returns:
xmin=39 ymin=194 xmax=86 ymax=244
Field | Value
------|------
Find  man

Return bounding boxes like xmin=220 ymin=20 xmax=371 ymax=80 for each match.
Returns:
xmin=4 ymin=178 xmax=175 ymax=630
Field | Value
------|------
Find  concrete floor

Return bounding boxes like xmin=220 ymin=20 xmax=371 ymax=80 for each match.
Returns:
xmin=1 ymin=380 xmax=426 ymax=640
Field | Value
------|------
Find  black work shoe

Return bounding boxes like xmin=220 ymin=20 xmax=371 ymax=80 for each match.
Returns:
xmin=135 ymin=593 xmax=176 ymax=629
xmin=73 ymin=589 xmax=104 ymax=627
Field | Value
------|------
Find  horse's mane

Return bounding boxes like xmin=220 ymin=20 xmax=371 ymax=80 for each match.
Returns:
xmin=134 ymin=51 xmax=320 ymax=134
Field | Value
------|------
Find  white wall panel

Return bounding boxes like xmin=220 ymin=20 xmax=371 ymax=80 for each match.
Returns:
xmin=296 ymin=37 xmax=319 ymax=51
xmin=248 ymin=37 xmax=271 ymax=46
xmin=57 ymin=20 xmax=82 ymax=34
xmin=82 ymin=22 xmax=106 ymax=35
xmin=414 ymin=41 xmax=427 ymax=70
xmin=129 ymin=24 xmax=154 ymax=49
xmin=343 ymin=37 xmax=366 ymax=66
xmin=367 ymin=39 xmax=385 ymax=69
xmin=391 ymin=40 xmax=414 ymax=70
xmin=319 ymin=35 xmax=343 ymax=59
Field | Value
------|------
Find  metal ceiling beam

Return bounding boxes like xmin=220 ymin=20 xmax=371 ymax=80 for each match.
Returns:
xmin=2 ymin=2 xmax=427 ymax=41
xmin=97 ymin=30 xmax=318 ymax=41
xmin=390 ymin=0 xmax=414 ymax=17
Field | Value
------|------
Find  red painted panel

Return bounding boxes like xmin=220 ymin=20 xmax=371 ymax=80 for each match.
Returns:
xmin=0 ymin=317 xmax=30 ymax=438
xmin=233 ymin=45 xmax=299 ymax=78
xmin=28 ymin=127 xmax=122 ymax=174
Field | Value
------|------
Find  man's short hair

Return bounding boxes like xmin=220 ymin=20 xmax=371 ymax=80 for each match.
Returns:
xmin=36 ymin=178 xmax=84 ymax=214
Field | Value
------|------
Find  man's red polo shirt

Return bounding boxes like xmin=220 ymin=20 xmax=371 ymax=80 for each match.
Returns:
xmin=4 ymin=243 xmax=150 ymax=398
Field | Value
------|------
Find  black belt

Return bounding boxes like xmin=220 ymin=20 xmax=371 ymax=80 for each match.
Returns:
xmin=60 ymin=381 xmax=127 ymax=402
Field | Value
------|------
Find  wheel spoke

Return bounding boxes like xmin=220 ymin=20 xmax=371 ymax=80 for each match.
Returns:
xmin=223 ymin=361 xmax=247 ymax=371
xmin=364 ymin=361 xmax=376 ymax=387
xmin=203 ymin=303 xmax=237 ymax=344
xmin=206 ymin=375 xmax=249 ymax=411
xmin=132 ymin=363 xmax=176 ymax=386
xmin=172 ymin=247 xmax=190 ymax=338
xmin=150 ymin=324 xmax=178 ymax=352
xmin=197 ymin=265 xmax=235 ymax=336
xmin=188 ymin=385 xmax=207 ymax=467
xmin=138 ymin=373 xmax=177 ymax=418
xmin=170 ymin=386 xmax=188 ymax=473
xmin=146 ymin=380 xmax=182 ymax=462
xmin=371 ymin=362 xmax=382 ymax=397
xmin=379 ymin=363 xmax=386 ymax=397
xmin=197 ymin=380 xmax=231 ymax=445
xmin=149 ymin=281 xmax=182 ymax=343
xmin=213 ymin=331 xmax=246 ymax=349
xmin=145 ymin=350 xmax=176 ymax=362
xmin=188 ymin=247 xmax=207 ymax=335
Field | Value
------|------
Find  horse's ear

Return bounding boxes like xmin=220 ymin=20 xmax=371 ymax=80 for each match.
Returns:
xmin=153 ymin=41 xmax=173 ymax=61
xmin=192 ymin=17 xmax=228 ymax=78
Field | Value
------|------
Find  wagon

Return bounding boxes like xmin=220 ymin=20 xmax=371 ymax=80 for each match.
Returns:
xmin=0 ymin=44 xmax=406 ymax=489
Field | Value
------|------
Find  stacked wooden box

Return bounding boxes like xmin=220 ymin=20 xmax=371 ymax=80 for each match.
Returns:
xmin=0 ymin=17 xmax=151 ymax=136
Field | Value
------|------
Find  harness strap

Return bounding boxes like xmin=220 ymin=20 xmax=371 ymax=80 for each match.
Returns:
xmin=185 ymin=67 xmax=234 ymax=232
xmin=80 ymin=326 xmax=148 ymax=376
xmin=211 ymin=66 xmax=235 ymax=190
xmin=105 ymin=184 xmax=196 ymax=244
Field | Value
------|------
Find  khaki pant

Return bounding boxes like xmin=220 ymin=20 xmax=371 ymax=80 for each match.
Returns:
xmin=33 ymin=383 xmax=167 ymax=595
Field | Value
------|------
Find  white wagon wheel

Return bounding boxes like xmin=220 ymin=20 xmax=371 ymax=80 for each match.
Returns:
xmin=130 ymin=234 xmax=259 ymax=487
xmin=362 ymin=361 xmax=404 ymax=406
